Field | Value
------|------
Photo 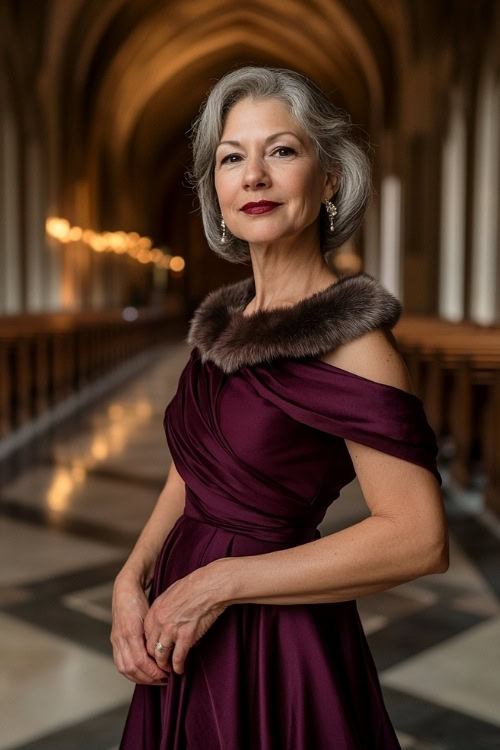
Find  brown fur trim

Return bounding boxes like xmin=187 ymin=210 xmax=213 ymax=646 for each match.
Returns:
xmin=187 ymin=272 xmax=402 ymax=373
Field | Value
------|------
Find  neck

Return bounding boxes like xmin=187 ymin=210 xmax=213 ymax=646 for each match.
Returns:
xmin=243 ymin=219 xmax=337 ymax=313
xmin=244 ymin=250 xmax=338 ymax=315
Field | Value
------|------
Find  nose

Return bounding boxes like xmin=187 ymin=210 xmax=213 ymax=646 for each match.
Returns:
xmin=242 ymin=152 xmax=270 ymax=190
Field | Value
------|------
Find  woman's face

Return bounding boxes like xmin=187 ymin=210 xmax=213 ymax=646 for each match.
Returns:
xmin=214 ymin=97 xmax=338 ymax=248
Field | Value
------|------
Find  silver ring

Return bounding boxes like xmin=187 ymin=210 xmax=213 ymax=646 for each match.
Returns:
xmin=155 ymin=641 xmax=173 ymax=654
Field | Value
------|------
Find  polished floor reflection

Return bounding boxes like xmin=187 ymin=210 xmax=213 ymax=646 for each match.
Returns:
xmin=0 ymin=341 xmax=499 ymax=750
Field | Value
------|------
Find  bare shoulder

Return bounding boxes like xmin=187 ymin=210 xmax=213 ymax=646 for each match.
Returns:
xmin=319 ymin=327 xmax=415 ymax=395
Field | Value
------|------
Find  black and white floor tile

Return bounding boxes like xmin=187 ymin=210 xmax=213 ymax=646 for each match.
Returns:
xmin=0 ymin=341 xmax=499 ymax=749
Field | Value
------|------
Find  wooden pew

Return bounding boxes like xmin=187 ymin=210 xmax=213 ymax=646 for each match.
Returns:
xmin=484 ymin=370 xmax=500 ymax=514
xmin=394 ymin=315 xmax=500 ymax=514
xmin=0 ymin=308 xmax=178 ymax=442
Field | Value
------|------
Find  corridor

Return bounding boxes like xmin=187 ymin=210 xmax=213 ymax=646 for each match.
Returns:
xmin=0 ymin=342 xmax=499 ymax=750
xmin=1 ymin=0 xmax=499 ymax=746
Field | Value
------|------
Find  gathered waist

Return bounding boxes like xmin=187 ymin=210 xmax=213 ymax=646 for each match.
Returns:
xmin=182 ymin=489 xmax=319 ymax=547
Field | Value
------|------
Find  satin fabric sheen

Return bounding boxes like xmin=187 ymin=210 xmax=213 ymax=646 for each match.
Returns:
xmin=119 ymin=346 xmax=442 ymax=749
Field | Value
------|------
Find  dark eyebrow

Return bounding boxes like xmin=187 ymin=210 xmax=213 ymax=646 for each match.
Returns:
xmin=216 ymin=131 xmax=303 ymax=150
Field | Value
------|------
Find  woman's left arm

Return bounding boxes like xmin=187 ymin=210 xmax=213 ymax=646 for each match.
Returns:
xmin=211 ymin=446 xmax=449 ymax=607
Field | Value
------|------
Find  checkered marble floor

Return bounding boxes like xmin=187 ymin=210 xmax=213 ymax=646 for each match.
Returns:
xmin=1 ymin=340 xmax=499 ymax=750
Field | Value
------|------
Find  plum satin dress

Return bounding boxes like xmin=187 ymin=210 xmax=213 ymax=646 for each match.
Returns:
xmin=118 ymin=338 xmax=442 ymax=749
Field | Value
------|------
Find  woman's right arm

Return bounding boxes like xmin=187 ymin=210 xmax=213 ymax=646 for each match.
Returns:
xmin=111 ymin=459 xmax=186 ymax=685
xmin=115 ymin=459 xmax=186 ymax=590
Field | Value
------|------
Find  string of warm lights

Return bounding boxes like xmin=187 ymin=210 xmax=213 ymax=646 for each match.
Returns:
xmin=45 ymin=217 xmax=185 ymax=272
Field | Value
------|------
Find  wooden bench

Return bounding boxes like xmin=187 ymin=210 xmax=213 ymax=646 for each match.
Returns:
xmin=394 ymin=316 xmax=500 ymax=514
xmin=0 ymin=309 xmax=177 ymax=440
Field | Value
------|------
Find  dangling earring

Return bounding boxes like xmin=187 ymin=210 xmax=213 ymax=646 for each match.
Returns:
xmin=220 ymin=216 xmax=227 ymax=243
xmin=324 ymin=199 xmax=337 ymax=232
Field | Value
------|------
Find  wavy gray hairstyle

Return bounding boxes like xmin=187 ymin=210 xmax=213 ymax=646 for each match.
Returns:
xmin=186 ymin=65 xmax=373 ymax=264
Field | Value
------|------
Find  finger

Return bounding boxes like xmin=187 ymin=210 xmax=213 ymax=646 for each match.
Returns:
xmin=121 ymin=641 xmax=162 ymax=684
xmin=145 ymin=628 xmax=162 ymax=658
xmin=153 ymin=639 xmax=175 ymax=672
xmin=129 ymin=636 xmax=167 ymax=681
xmin=171 ymin=637 xmax=191 ymax=675
xmin=144 ymin=596 xmax=162 ymax=636
xmin=143 ymin=608 xmax=153 ymax=639
xmin=146 ymin=629 xmax=170 ymax=669
xmin=112 ymin=645 xmax=126 ymax=676
xmin=146 ymin=629 xmax=174 ymax=672
xmin=124 ymin=660 xmax=157 ymax=684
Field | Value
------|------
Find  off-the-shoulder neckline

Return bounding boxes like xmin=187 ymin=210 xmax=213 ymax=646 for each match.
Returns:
xmin=302 ymin=356 xmax=422 ymax=401
xmin=187 ymin=272 xmax=403 ymax=374
xmin=192 ymin=346 xmax=421 ymax=402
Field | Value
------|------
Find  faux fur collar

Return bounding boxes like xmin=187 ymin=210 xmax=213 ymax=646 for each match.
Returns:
xmin=187 ymin=272 xmax=402 ymax=374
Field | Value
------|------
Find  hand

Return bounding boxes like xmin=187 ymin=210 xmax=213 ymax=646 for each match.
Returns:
xmin=110 ymin=574 xmax=169 ymax=686
xmin=144 ymin=560 xmax=231 ymax=675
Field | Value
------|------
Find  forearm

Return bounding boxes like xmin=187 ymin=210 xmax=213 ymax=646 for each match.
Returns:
xmin=213 ymin=515 xmax=446 ymax=606
xmin=117 ymin=482 xmax=185 ymax=590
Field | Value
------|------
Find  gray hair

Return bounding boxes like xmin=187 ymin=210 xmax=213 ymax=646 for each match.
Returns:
xmin=186 ymin=65 xmax=373 ymax=264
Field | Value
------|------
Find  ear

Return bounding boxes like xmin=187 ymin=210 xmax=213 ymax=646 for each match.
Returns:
xmin=323 ymin=170 xmax=340 ymax=200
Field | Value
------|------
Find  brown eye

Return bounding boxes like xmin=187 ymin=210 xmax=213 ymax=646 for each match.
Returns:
xmin=220 ymin=153 xmax=241 ymax=164
xmin=274 ymin=147 xmax=296 ymax=157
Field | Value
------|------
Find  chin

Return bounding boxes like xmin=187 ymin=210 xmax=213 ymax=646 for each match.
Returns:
xmin=244 ymin=230 xmax=290 ymax=245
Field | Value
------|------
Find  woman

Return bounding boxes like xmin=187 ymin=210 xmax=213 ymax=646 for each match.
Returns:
xmin=113 ymin=65 xmax=449 ymax=749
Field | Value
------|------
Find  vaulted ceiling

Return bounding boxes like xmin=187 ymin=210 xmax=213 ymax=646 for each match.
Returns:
xmin=6 ymin=0 xmax=488 ymax=251
xmin=44 ymin=0 xmax=404 ymax=236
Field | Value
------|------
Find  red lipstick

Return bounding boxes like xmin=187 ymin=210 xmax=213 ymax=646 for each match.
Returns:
xmin=241 ymin=201 xmax=281 ymax=215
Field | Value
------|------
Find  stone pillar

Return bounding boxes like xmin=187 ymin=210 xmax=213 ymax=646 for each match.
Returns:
xmin=25 ymin=137 xmax=46 ymax=312
xmin=439 ymin=87 xmax=467 ymax=322
xmin=0 ymin=100 xmax=22 ymax=314
xmin=379 ymin=174 xmax=402 ymax=300
xmin=469 ymin=63 xmax=500 ymax=324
